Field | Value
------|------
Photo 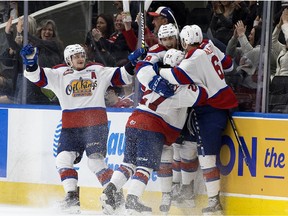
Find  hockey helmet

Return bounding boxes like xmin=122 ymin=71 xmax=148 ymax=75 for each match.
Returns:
xmin=64 ymin=44 xmax=86 ymax=67
xmin=180 ymin=25 xmax=203 ymax=49
xmin=158 ymin=23 xmax=178 ymax=39
xmin=163 ymin=48 xmax=185 ymax=67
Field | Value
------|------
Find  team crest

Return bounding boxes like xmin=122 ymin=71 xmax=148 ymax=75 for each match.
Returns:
xmin=65 ymin=77 xmax=97 ymax=97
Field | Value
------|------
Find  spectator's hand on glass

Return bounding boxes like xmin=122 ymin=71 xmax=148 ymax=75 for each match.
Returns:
xmin=16 ymin=17 xmax=23 ymax=34
xmin=5 ymin=17 xmax=13 ymax=34
xmin=135 ymin=12 xmax=140 ymax=25
xmin=235 ymin=20 xmax=246 ymax=37
xmin=122 ymin=11 xmax=132 ymax=23
xmin=121 ymin=11 xmax=132 ymax=31
xmin=91 ymin=28 xmax=102 ymax=41
xmin=253 ymin=15 xmax=261 ymax=27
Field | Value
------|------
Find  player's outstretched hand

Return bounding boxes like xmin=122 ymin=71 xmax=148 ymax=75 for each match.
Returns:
xmin=128 ymin=48 xmax=146 ymax=66
xmin=148 ymin=75 xmax=175 ymax=98
xmin=20 ymin=44 xmax=38 ymax=66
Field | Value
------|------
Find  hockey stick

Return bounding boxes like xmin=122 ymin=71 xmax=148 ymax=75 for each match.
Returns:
xmin=228 ymin=114 xmax=249 ymax=166
xmin=122 ymin=0 xmax=130 ymax=12
xmin=139 ymin=0 xmax=145 ymax=49
xmin=133 ymin=0 xmax=146 ymax=108
xmin=144 ymin=0 xmax=153 ymax=11
xmin=166 ymin=8 xmax=180 ymax=49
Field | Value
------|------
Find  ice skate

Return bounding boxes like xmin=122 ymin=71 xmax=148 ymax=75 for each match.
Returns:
xmin=175 ymin=181 xmax=195 ymax=208
xmin=115 ymin=188 xmax=125 ymax=206
xmin=159 ymin=192 xmax=172 ymax=214
xmin=100 ymin=182 xmax=117 ymax=215
xmin=125 ymin=194 xmax=152 ymax=215
xmin=59 ymin=187 xmax=80 ymax=214
xmin=171 ymin=182 xmax=181 ymax=201
xmin=202 ymin=193 xmax=223 ymax=215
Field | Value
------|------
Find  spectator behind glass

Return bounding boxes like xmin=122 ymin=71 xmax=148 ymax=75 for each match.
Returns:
xmin=226 ymin=20 xmax=262 ymax=90
xmin=271 ymin=8 xmax=288 ymax=77
xmin=85 ymin=13 xmax=116 ymax=66
xmin=16 ymin=18 xmax=64 ymax=104
xmin=0 ymin=47 xmax=17 ymax=103
xmin=28 ymin=19 xmax=64 ymax=67
xmin=105 ymin=86 xmax=133 ymax=108
xmin=209 ymin=1 xmax=248 ymax=45
xmin=4 ymin=15 xmax=42 ymax=105
xmin=98 ymin=13 xmax=132 ymax=66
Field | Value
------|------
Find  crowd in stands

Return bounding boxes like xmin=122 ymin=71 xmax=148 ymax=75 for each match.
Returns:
xmin=0 ymin=1 xmax=288 ymax=113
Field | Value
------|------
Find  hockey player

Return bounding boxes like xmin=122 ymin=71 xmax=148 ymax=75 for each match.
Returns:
xmin=148 ymin=24 xmax=238 ymax=214
xmin=20 ymin=43 xmax=143 ymax=214
xmin=100 ymin=27 xmax=208 ymax=214
xmin=137 ymin=24 xmax=184 ymax=213
xmin=100 ymin=67 xmax=207 ymax=215
xmin=162 ymin=49 xmax=200 ymax=210
xmin=170 ymin=109 xmax=199 ymax=208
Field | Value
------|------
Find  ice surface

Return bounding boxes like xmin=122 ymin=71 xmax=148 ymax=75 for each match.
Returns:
xmin=0 ymin=204 xmax=105 ymax=216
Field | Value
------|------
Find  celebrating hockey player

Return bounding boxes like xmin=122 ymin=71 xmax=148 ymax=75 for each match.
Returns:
xmin=136 ymin=23 xmax=185 ymax=213
xmin=100 ymin=24 xmax=208 ymax=215
xmin=148 ymin=24 xmax=238 ymax=214
xmin=100 ymin=62 xmax=207 ymax=215
xmin=20 ymin=43 xmax=143 ymax=214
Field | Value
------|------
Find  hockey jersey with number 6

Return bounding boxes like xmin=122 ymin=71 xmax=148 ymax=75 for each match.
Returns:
xmin=158 ymin=40 xmax=238 ymax=109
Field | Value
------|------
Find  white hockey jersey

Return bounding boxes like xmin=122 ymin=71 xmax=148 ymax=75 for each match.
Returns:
xmin=159 ymin=40 xmax=238 ymax=109
xmin=24 ymin=63 xmax=133 ymax=128
xmin=137 ymin=43 xmax=167 ymax=87
xmin=133 ymin=62 xmax=207 ymax=144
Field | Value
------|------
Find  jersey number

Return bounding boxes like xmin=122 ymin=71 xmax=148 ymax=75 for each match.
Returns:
xmin=140 ymin=90 xmax=166 ymax=111
xmin=211 ymin=55 xmax=224 ymax=80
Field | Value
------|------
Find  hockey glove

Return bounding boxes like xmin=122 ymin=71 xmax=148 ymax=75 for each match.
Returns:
xmin=148 ymin=75 xmax=175 ymax=98
xmin=128 ymin=47 xmax=146 ymax=66
xmin=20 ymin=44 xmax=38 ymax=66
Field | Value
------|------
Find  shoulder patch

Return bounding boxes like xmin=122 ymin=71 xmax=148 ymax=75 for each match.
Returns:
xmin=148 ymin=44 xmax=166 ymax=53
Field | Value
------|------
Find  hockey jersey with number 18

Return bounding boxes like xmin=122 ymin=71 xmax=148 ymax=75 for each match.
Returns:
xmin=136 ymin=43 xmax=167 ymax=87
xmin=24 ymin=63 xmax=133 ymax=129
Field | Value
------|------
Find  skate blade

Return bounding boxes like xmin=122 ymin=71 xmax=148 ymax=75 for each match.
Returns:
xmin=60 ymin=206 xmax=81 ymax=214
xmin=202 ymin=210 xmax=224 ymax=216
xmin=172 ymin=199 xmax=195 ymax=208
xmin=126 ymin=209 xmax=152 ymax=215
xmin=100 ymin=194 xmax=115 ymax=215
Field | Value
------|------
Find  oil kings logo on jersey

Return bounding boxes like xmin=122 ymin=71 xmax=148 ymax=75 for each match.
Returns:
xmin=65 ymin=77 xmax=97 ymax=97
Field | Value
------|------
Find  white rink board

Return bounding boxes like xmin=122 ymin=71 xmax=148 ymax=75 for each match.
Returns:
xmin=2 ymin=107 xmax=205 ymax=193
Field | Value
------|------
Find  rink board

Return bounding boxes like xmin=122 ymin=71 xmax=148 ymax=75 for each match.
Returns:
xmin=0 ymin=105 xmax=288 ymax=215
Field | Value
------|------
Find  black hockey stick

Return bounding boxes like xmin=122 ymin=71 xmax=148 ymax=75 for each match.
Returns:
xmin=228 ymin=114 xmax=249 ymax=166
